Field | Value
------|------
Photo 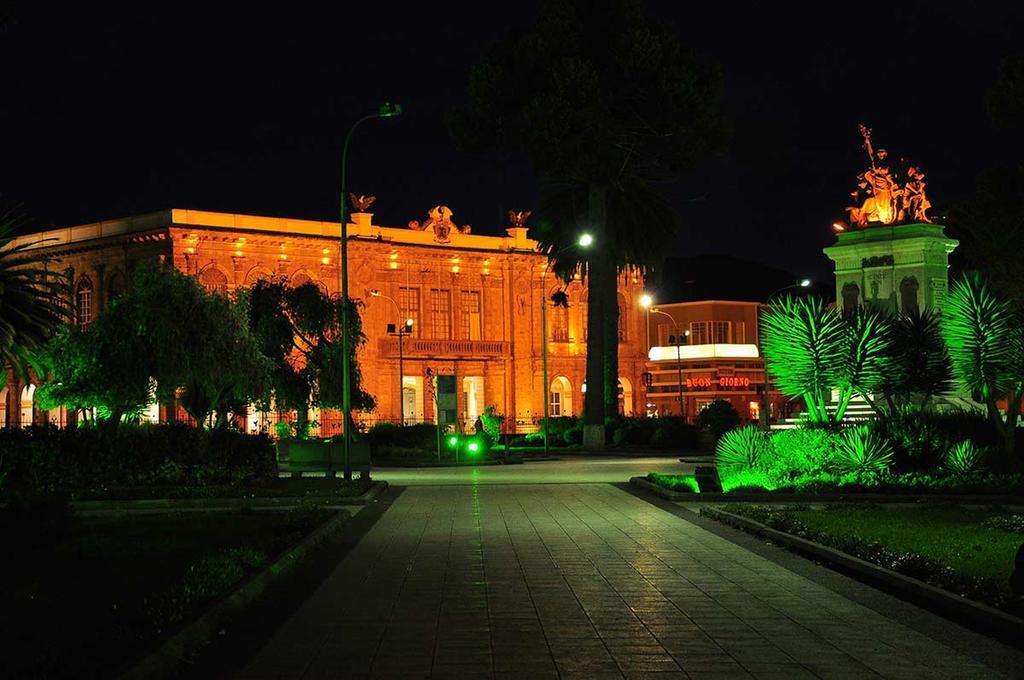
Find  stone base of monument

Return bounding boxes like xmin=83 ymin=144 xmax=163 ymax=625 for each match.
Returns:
xmin=582 ymin=424 xmax=605 ymax=450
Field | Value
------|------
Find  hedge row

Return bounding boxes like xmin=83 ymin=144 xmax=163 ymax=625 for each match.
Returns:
xmin=0 ymin=424 xmax=276 ymax=495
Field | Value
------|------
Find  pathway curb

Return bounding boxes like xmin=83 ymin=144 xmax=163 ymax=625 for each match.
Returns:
xmin=71 ymin=480 xmax=388 ymax=514
xmin=117 ymin=506 xmax=354 ymax=679
xmin=702 ymin=506 xmax=1024 ymax=647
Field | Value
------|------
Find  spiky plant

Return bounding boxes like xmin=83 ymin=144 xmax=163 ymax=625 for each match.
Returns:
xmin=0 ymin=213 xmax=68 ymax=388
xmin=941 ymin=272 xmax=1024 ymax=454
xmin=879 ymin=308 xmax=951 ymax=412
xmin=834 ymin=425 xmax=893 ymax=475
xmin=715 ymin=425 xmax=769 ymax=472
xmin=838 ymin=306 xmax=893 ymax=416
xmin=944 ymin=440 xmax=985 ymax=477
xmin=760 ymin=295 xmax=846 ymax=423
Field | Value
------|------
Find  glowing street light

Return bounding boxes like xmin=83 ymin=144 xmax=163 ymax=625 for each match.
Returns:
xmin=644 ymin=299 xmax=685 ymax=417
xmin=541 ymin=233 xmax=594 ymax=454
xmin=339 ymin=104 xmax=402 ymax=479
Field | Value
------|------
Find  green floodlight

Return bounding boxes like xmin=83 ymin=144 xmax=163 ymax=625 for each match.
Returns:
xmin=467 ymin=441 xmax=480 ymax=453
xmin=447 ymin=435 xmax=459 ymax=448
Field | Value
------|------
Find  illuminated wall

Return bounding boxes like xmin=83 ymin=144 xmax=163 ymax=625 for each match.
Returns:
xmin=9 ymin=208 xmax=649 ymax=433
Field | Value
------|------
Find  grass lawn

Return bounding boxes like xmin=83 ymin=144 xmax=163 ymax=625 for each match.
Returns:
xmin=719 ymin=504 xmax=1024 ymax=613
xmin=790 ymin=505 xmax=1020 ymax=587
xmin=1 ymin=507 xmax=337 ymax=678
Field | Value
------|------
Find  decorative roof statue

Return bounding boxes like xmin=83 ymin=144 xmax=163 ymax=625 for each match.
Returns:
xmin=349 ymin=193 xmax=376 ymax=212
xmin=508 ymin=210 xmax=532 ymax=228
xmin=845 ymin=125 xmax=932 ymax=227
xmin=408 ymin=206 xmax=471 ymax=243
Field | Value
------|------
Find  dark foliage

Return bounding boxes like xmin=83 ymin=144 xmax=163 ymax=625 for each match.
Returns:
xmin=696 ymin=399 xmax=741 ymax=440
xmin=364 ymin=422 xmax=439 ymax=452
xmin=0 ymin=424 xmax=276 ymax=496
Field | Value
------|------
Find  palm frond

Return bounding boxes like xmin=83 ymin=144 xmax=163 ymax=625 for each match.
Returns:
xmin=941 ymin=272 xmax=1018 ymax=400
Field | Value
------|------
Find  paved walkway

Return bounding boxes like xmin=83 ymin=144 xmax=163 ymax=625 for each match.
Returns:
xmin=240 ymin=484 xmax=1018 ymax=679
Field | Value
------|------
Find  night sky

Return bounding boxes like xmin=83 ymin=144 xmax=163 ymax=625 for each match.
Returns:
xmin=2 ymin=1 xmax=1022 ymax=284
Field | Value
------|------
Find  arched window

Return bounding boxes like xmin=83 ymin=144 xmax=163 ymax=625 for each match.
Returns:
xmin=199 ymin=267 xmax=229 ymax=294
xmin=76 ymin=277 xmax=94 ymax=328
xmin=900 ymin=276 xmax=920 ymax=315
xmin=291 ymin=272 xmax=313 ymax=288
xmin=550 ymin=288 xmax=569 ymax=342
xmin=0 ymin=386 xmax=7 ymax=429
xmin=107 ymin=271 xmax=126 ymax=304
xmin=618 ymin=377 xmax=633 ymax=416
xmin=841 ymin=283 xmax=860 ymax=312
xmin=549 ymin=376 xmax=573 ymax=417
xmin=245 ymin=268 xmax=273 ymax=285
xmin=20 ymin=383 xmax=35 ymax=427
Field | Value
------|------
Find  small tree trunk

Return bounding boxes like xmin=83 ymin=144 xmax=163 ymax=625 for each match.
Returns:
xmin=582 ymin=183 xmax=608 ymax=448
xmin=602 ymin=268 xmax=620 ymax=421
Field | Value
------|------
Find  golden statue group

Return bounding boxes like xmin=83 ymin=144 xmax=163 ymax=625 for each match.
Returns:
xmin=846 ymin=124 xmax=932 ymax=227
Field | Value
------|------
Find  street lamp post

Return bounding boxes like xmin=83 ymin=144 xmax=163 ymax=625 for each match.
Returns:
xmin=759 ymin=278 xmax=811 ymax=429
xmin=369 ymin=290 xmax=413 ymax=426
xmin=541 ymin=233 xmax=593 ymax=455
xmin=339 ymin=102 xmax=401 ymax=481
xmin=641 ymin=297 xmax=687 ymax=418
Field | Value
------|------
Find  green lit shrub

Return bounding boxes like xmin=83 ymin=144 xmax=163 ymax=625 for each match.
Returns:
xmin=834 ymin=425 xmax=893 ymax=476
xmin=716 ymin=425 xmax=769 ymax=472
xmin=764 ymin=428 xmax=840 ymax=480
xmin=720 ymin=469 xmax=778 ymax=493
xmin=945 ymin=440 xmax=986 ymax=476
xmin=647 ymin=472 xmax=700 ymax=494
xmin=480 ymin=406 xmax=503 ymax=444
xmin=698 ymin=400 xmax=741 ymax=441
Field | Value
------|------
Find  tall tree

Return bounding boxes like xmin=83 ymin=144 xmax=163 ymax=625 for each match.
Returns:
xmin=0 ymin=210 xmax=68 ymax=389
xmin=450 ymin=0 xmax=722 ymax=443
xmin=245 ymin=279 xmax=373 ymax=436
xmin=38 ymin=263 xmax=270 ymax=429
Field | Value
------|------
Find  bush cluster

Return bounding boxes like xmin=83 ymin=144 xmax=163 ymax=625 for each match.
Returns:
xmin=712 ymin=412 xmax=1023 ymax=493
xmin=364 ymin=422 xmax=438 ymax=451
xmin=0 ymin=424 xmax=276 ymax=496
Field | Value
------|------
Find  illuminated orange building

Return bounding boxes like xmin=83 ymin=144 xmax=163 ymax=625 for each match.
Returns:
xmin=2 ymin=207 xmax=650 ymax=433
xmin=643 ymin=300 xmax=789 ymax=422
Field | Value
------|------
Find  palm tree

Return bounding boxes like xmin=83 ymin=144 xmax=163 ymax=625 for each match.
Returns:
xmin=941 ymin=272 xmax=1024 ymax=454
xmin=450 ymin=0 xmax=723 ymax=443
xmin=0 ymin=211 xmax=68 ymax=390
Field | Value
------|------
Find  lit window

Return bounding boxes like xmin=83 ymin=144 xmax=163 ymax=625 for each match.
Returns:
xmin=690 ymin=321 xmax=709 ymax=345
xmin=76 ymin=278 xmax=93 ymax=328
xmin=430 ymin=288 xmax=451 ymax=339
xmin=399 ymin=287 xmax=421 ymax=337
xmin=199 ymin=267 xmax=228 ymax=294
xmin=550 ymin=390 xmax=562 ymax=417
xmin=460 ymin=290 xmax=482 ymax=340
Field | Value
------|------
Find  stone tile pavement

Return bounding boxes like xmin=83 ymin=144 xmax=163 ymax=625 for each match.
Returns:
xmin=238 ymin=484 xmax=1021 ymax=679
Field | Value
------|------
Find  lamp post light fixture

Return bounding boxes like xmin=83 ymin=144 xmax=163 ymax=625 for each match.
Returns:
xmin=369 ymin=289 xmax=412 ymax=427
xmin=339 ymin=103 xmax=402 ymax=481
xmin=541 ymin=233 xmax=593 ymax=455
xmin=758 ymin=278 xmax=811 ymax=430
xmin=641 ymin=295 xmax=687 ymax=418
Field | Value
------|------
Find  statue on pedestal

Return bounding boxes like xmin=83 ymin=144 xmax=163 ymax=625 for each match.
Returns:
xmin=845 ymin=125 xmax=932 ymax=228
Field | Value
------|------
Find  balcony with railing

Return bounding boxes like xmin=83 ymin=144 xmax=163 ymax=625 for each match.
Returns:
xmin=378 ymin=337 xmax=509 ymax=358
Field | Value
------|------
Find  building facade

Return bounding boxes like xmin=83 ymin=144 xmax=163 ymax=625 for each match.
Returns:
xmin=2 ymin=207 xmax=650 ymax=433
xmin=642 ymin=300 xmax=790 ymax=422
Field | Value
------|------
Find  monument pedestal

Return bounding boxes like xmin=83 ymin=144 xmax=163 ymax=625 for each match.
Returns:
xmin=823 ymin=223 xmax=958 ymax=313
